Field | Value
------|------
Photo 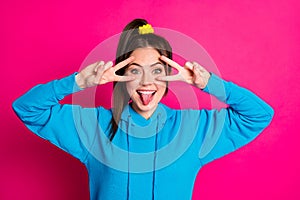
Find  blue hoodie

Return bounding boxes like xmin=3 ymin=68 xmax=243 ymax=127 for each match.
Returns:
xmin=12 ymin=73 xmax=274 ymax=200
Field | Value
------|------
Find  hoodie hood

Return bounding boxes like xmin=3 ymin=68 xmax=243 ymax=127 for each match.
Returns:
xmin=119 ymin=103 xmax=174 ymax=138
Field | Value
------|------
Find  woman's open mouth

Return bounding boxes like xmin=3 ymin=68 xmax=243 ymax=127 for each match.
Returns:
xmin=137 ymin=90 xmax=156 ymax=105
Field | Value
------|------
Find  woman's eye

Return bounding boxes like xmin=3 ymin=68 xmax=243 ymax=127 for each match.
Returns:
xmin=130 ymin=68 xmax=140 ymax=74
xmin=153 ymin=68 xmax=163 ymax=74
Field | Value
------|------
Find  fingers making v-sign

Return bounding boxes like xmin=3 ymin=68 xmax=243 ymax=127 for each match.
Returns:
xmin=157 ymin=55 xmax=211 ymax=89
xmin=76 ymin=56 xmax=135 ymax=89
xmin=76 ymin=55 xmax=211 ymax=90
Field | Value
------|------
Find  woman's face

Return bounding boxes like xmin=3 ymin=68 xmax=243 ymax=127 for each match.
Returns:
xmin=125 ymin=47 xmax=167 ymax=119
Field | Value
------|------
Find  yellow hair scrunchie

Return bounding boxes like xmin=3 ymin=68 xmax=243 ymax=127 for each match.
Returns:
xmin=138 ymin=24 xmax=154 ymax=35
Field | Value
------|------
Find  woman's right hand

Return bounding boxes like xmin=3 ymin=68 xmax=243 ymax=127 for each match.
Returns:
xmin=75 ymin=56 xmax=135 ymax=89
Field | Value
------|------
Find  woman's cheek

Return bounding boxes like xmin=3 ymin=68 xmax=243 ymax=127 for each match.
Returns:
xmin=154 ymin=76 xmax=167 ymax=87
xmin=126 ymin=78 xmax=140 ymax=95
xmin=131 ymin=74 xmax=142 ymax=85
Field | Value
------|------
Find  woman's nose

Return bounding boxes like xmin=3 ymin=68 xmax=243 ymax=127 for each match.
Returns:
xmin=140 ymin=73 xmax=154 ymax=85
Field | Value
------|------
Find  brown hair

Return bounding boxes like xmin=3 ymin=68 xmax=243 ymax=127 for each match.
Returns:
xmin=109 ymin=18 xmax=172 ymax=141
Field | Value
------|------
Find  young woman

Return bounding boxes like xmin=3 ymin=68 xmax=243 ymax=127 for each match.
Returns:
xmin=13 ymin=19 xmax=274 ymax=200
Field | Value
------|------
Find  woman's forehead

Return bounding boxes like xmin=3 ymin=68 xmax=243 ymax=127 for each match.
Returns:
xmin=131 ymin=47 xmax=161 ymax=64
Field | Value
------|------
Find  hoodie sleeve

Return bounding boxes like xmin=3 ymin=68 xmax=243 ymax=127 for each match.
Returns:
xmin=197 ymin=73 xmax=274 ymax=165
xmin=12 ymin=73 xmax=96 ymax=163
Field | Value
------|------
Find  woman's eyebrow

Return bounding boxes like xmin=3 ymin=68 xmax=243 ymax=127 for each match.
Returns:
xmin=128 ymin=62 xmax=143 ymax=67
xmin=150 ymin=62 xmax=164 ymax=67
xmin=128 ymin=62 xmax=163 ymax=68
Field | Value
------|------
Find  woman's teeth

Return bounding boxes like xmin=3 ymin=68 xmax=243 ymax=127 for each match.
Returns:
xmin=137 ymin=90 xmax=156 ymax=95
xmin=137 ymin=90 xmax=156 ymax=105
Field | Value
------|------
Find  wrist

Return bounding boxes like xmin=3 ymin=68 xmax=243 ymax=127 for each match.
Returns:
xmin=196 ymin=72 xmax=211 ymax=89
xmin=75 ymin=73 xmax=86 ymax=89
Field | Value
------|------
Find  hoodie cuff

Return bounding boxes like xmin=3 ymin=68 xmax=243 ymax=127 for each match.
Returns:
xmin=202 ymin=73 xmax=229 ymax=102
xmin=53 ymin=72 xmax=83 ymax=101
xmin=202 ymin=73 xmax=225 ymax=92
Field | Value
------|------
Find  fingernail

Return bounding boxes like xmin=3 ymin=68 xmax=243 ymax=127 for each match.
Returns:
xmin=108 ymin=61 xmax=113 ymax=66
xmin=185 ymin=62 xmax=193 ymax=67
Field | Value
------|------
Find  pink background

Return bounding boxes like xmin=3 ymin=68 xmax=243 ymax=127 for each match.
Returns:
xmin=1 ymin=0 xmax=300 ymax=199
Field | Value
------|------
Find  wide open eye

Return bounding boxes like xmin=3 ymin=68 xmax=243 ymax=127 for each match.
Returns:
xmin=130 ymin=68 xmax=141 ymax=75
xmin=152 ymin=64 xmax=166 ymax=75
xmin=153 ymin=68 xmax=162 ymax=74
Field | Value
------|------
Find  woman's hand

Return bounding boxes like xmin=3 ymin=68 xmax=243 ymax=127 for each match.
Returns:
xmin=157 ymin=55 xmax=211 ymax=89
xmin=75 ymin=57 xmax=135 ymax=89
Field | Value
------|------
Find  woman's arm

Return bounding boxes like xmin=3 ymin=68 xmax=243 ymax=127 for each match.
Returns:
xmin=12 ymin=57 xmax=134 ymax=162
xmin=158 ymin=56 xmax=274 ymax=165
xmin=12 ymin=73 xmax=90 ymax=162
xmin=198 ymin=73 xmax=274 ymax=164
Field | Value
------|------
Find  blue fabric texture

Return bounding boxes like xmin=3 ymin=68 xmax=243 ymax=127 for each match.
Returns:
xmin=12 ymin=73 xmax=274 ymax=200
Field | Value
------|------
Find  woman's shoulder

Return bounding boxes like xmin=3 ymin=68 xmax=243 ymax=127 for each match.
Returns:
xmin=159 ymin=103 xmax=204 ymax=120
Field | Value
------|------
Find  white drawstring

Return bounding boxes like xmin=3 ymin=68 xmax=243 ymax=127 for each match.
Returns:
xmin=126 ymin=115 xmax=131 ymax=200
xmin=152 ymin=113 xmax=160 ymax=200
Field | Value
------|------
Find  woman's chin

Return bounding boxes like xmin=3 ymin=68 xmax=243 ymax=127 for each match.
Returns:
xmin=131 ymin=101 xmax=158 ymax=118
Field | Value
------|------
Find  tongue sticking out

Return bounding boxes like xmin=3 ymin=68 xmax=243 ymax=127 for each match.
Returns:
xmin=140 ymin=93 xmax=153 ymax=105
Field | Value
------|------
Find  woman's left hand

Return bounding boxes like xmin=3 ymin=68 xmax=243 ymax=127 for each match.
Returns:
xmin=157 ymin=55 xmax=211 ymax=89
